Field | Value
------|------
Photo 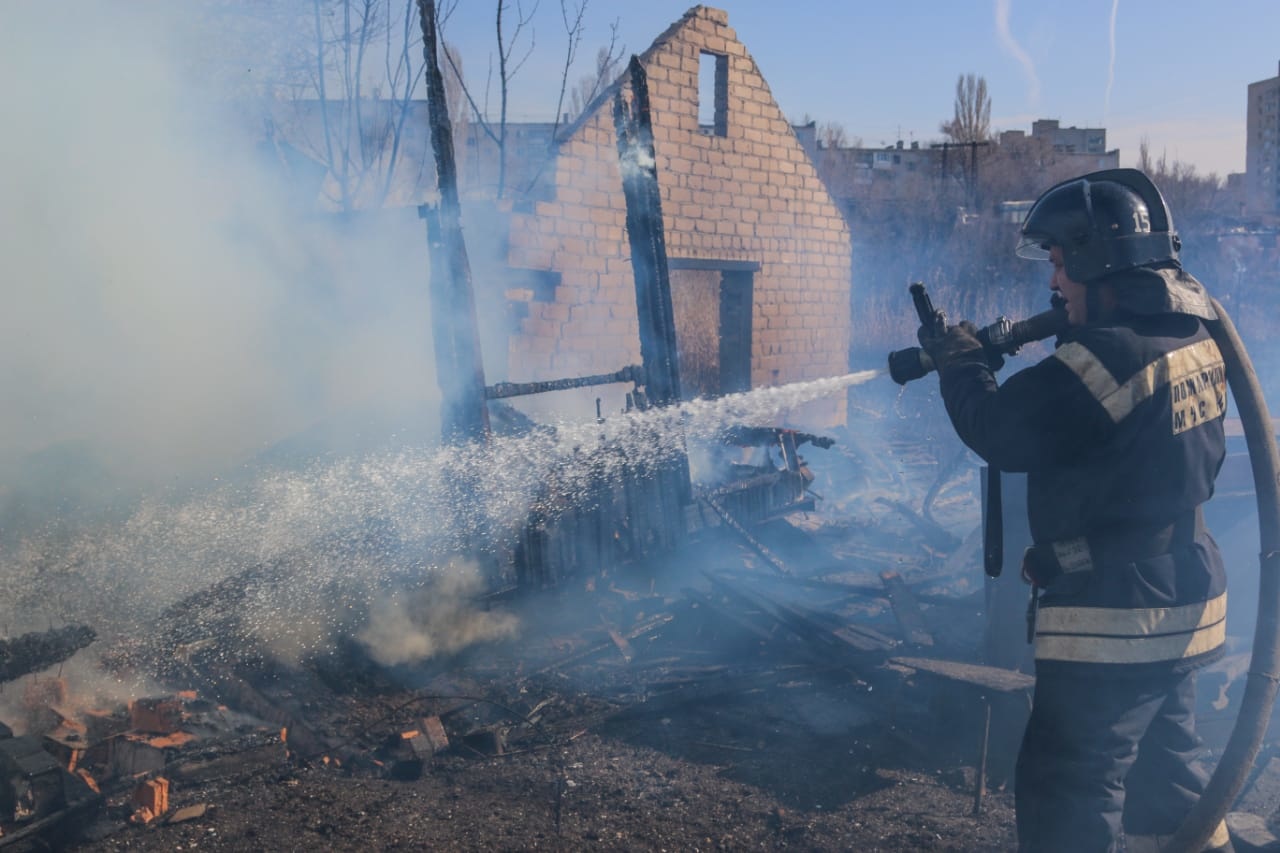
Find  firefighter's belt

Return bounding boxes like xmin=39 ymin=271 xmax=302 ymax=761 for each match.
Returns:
xmin=1021 ymin=508 xmax=1204 ymax=589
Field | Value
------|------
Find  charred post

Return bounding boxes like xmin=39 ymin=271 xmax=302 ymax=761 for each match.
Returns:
xmin=417 ymin=0 xmax=490 ymax=445
xmin=485 ymin=365 xmax=645 ymax=400
xmin=613 ymin=56 xmax=682 ymax=411
xmin=613 ymin=56 xmax=692 ymax=518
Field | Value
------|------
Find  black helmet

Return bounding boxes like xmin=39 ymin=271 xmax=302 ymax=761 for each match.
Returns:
xmin=1016 ymin=168 xmax=1180 ymax=283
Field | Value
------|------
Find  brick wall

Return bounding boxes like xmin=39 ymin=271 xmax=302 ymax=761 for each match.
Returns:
xmin=505 ymin=5 xmax=851 ymax=426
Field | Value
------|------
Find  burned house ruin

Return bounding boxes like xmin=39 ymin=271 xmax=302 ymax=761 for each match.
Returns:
xmin=7 ymin=4 xmax=1280 ymax=851
xmin=467 ymin=6 xmax=853 ymax=428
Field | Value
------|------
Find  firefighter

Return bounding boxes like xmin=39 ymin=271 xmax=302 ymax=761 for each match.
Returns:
xmin=917 ymin=169 xmax=1232 ymax=852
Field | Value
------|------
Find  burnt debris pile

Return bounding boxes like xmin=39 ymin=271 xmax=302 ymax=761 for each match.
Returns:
xmin=0 ymin=407 xmax=1025 ymax=848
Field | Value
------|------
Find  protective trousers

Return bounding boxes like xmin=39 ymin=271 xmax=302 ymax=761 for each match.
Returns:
xmin=1014 ymin=667 xmax=1230 ymax=852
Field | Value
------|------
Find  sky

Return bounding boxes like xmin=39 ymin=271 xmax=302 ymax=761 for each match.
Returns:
xmin=441 ymin=0 xmax=1280 ymax=178
xmin=0 ymin=0 xmax=1273 ymax=481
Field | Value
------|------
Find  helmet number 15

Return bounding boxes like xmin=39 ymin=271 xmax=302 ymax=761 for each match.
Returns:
xmin=1132 ymin=209 xmax=1151 ymax=233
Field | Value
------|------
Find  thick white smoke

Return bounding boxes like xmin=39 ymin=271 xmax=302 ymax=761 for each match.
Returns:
xmin=0 ymin=3 xmax=440 ymax=501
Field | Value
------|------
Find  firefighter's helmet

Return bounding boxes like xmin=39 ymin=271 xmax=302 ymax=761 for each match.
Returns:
xmin=1015 ymin=168 xmax=1180 ymax=283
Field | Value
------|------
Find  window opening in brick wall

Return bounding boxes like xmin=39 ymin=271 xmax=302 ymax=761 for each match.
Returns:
xmin=698 ymin=51 xmax=728 ymax=137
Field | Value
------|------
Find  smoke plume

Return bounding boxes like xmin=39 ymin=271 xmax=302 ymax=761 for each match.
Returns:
xmin=994 ymin=0 xmax=1041 ymax=106
xmin=0 ymin=3 xmax=439 ymax=504
xmin=358 ymin=560 xmax=520 ymax=666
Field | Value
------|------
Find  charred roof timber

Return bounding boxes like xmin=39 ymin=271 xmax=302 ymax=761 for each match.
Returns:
xmin=484 ymin=365 xmax=646 ymax=401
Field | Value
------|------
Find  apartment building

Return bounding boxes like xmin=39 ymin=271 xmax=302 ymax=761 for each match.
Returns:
xmin=1246 ymin=61 xmax=1280 ymax=218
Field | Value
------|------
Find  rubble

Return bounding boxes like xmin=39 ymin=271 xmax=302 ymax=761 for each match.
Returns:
xmin=130 ymin=777 xmax=169 ymax=824
xmin=0 ymin=457 xmax=1260 ymax=851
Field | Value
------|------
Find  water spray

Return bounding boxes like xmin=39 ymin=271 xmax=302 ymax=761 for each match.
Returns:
xmin=5 ymin=372 xmax=880 ymax=666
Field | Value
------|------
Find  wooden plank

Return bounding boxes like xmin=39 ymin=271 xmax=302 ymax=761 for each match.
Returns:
xmin=890 ymin=656 xmax=1034 ymax=694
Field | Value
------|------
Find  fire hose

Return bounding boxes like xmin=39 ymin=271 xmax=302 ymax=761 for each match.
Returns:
xmin=888 ymin=284 xmax=1280 ymax=852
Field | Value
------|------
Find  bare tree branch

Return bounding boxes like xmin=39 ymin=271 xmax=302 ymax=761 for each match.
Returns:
xmin=565 ymin=20 xmax=621 ymax=126
xmin=312 ymin=0 xmax=342 ymax=209
xmin=439 ymin=17 xmax=500 ymax=146
xmin=817 ymin=121 xmax=848 ymax=149
xmin=377 ymin=0 xmax=424 ymax=207
xmin=502 ymin=0 xmax=539 ymax=80
xmin=550 ymin=0 xmax=588 ymax=135
xmin=493 ymin=1 xmax=537 ymax=196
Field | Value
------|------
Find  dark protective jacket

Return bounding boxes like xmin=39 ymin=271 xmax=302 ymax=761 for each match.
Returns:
xmin=937 ymin=268 xmax=1227 ymax=675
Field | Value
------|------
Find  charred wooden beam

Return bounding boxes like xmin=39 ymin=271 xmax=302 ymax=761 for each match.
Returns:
xmin=189 ymin=665 xmax=334 ymax=762
xmin=533 ymin=613 xmax=674 ymax=675
xmin=613 ymin=55 xmax=691 ymax=530
xmin=485 ymin=365 xmax=644 ymax=400
xmin=418 ymin=0 xmax=489 ymax=444
xmin=613 ymin=56 xmax=681 ymax=410
xmin=720 ymin=426 xmax=836 ymax=451
xmin=888 ymin=656 xmax=1034 ymax=693
xmin=889 ymin=655 xmax=1034 ymax=816
xmin=681 ymin=587 xmax=776 ymax=643
xmin=699 ymin=495 xmax=792 ymax=575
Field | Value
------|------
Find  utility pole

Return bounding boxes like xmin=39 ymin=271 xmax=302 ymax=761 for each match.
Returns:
xmin=932 ymin=139 xmax=991 ymax=211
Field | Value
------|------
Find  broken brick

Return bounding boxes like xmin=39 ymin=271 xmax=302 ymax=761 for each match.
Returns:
xmin=419 ymin=716 xmax=449 ymax=754
xmin=75 ymin=768 xmax=100 ymax=794
xmin=406 ymin=734 xmax=433 ymax=760
xmin=167 ymin=803 xmax=209 ymax=824
xmin=132 ymin=776 xmax=169 ymax=819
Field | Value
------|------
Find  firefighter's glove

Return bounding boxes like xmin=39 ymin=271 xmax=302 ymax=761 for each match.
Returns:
xmin=917 ymin=321 xmax=991 ymax=375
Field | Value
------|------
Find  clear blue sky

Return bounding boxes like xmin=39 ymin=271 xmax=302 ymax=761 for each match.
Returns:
xmin=441 ymin=0 xmax=1280 ymax=178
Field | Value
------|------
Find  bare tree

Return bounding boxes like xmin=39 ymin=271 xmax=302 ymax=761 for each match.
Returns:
xmin=551 ymin=2 xmax=622 ymax=134
xmin=187 ymin=1 xmax=440 ymax=212
xmin=437 ymin=1 xmax=538 ymax=199
xmin=564 ymin=33 xmax=624 ymax=125
xmin=1137 ymin=136 xmax=1227 ymax=227
xmin=301 ymin=0 xmax=435 ymax=212
xmin=816 ymin=121 xmax=849 ymax=150
xmin=440 ymin=0 xmax=620 ymax=199
xmin=941 ymin=73 xmax=991 ymax=144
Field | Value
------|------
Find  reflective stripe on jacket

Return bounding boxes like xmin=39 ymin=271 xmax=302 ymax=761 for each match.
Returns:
xmin=937 ymin=309 xmax=1227 ymax=673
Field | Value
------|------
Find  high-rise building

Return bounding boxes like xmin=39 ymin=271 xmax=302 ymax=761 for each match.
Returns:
xmin=1246 ymin=61 xmax=1280 ymax=218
